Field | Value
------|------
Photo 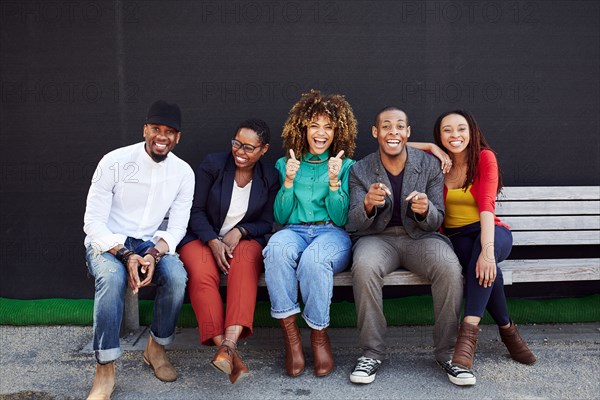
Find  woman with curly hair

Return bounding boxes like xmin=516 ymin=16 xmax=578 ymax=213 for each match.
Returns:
xmin=263 ymin=89 xmax=357 ymax=378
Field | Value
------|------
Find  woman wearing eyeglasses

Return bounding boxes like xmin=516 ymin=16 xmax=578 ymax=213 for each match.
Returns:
xmin=178 ymin=119 xmax=279 ymax=384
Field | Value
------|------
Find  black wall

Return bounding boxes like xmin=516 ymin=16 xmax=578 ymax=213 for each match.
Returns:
xmin=1 ymin=1 xmax=598 ymax=299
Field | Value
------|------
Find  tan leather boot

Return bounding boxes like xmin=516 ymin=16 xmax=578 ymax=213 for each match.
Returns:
xmin=229 ymin=351 xmax=250 ymax=384
xmin=499 ymin=321 xmax=536 ymax=364
xmin=452 ymin=322 xmax=480 ymax=369
xmin=211 ymin=344 xmax=234 ymax=375
xmin=279 ymin=315 xmax=305 ymax=377
xmin=311 ymin=328 xmax=334 ymax=377
xmin=143 ymin=335 xmax=177 ymax=382
xmin=86 ymin=362 xmax=115 ymax=400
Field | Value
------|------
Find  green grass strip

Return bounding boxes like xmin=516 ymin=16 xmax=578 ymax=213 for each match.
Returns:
xmin=1 ymin=295 xmax=599 ymax=327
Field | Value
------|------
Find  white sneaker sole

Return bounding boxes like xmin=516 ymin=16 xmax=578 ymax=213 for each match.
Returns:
xmin=448 ymin=373 xmax=476 ymax=386
xmin=350 ymin=373 xmax=376 ymax=384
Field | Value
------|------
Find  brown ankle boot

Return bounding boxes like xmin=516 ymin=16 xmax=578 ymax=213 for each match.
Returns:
xmin=87 ymin=362 xmax=115 ymax=400
xmin=452 ymin=322 xmax=480 ymax=369
xmin=211 ymin=344 xmax=234 ymax=375
xmin=311 ymin=328 xmax=334 ymax=377
xmin=143 ymin=335 xmax=177 ymax=382
xmin=229 ymin=351 xmax=249 ymax=384
xmin=499 ymin=321 xmax=536 ymax=364
xmin=279 ymin=315 xmax=305 ymax=377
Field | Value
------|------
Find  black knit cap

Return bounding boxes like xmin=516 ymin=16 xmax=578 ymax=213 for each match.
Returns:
xmin=145 ymin=100 xmax=181 ymax=132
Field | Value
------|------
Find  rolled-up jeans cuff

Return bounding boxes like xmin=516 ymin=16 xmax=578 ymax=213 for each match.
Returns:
xmin=271 ymin=308 xmax=301 ymax=320
xmin=150 ymin=330 xmax=175 ymax=346
xmin=95 ymin=348 xmax=122 ymax=364
xmin=302 ymin=314 xmax=328 ymax=330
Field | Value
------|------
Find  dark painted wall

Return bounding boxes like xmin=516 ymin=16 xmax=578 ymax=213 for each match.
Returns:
xmin=1 ymin=1 xmax=598 ymax=299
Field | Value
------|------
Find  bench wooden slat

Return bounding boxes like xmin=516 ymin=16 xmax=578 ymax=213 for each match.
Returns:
xmin=503 ymin=215 xmax=600 ymax=231
xmin=512 ymin=231 xmax=600 ymax=246
xmin=499 ymin=186 xmax=600 ymax=200
xmin=500 ymin=258 xmax=600 ymax=283
xmin=235 ymin=258 xmax=600 ymax=288
xmin=495 ymin=200 xmax=600 ymax=216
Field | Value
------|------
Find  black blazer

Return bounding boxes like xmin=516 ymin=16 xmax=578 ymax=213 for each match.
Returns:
xmin=178 ymin=152 xmax=280 ymax=249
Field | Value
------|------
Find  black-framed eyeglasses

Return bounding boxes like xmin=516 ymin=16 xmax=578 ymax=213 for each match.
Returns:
xmin=231 ymin=139 xmax=262 ymax=153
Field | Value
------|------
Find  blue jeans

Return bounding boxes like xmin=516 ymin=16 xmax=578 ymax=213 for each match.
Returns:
xmin=85 ymin=238 xmax=187 ymax=363
xmin=263 ymin=224 xmax=352 ymax=329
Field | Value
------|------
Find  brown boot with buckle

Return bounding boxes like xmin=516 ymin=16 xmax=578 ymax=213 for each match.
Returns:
xmin=279 ymin=315 xmax=305 ymax=377
xmin=452 ymin=322 xmax=480 ymax=369
xmin=499 ymin=321 xmax=536 ymax=364
xmin=143 ymin=335 xmax=177 ymax=382
xmin=86 ymin=361 xmax=115 ymax=400
xmin=311 ymin=328 xmax=334 ymax=377
xmin=229 ymin=351 xmax=250 ymax=384
xmin=211 ymin=339 xmax=235 ymax=375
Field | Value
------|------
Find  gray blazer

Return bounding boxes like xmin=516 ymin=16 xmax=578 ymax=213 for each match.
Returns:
xmin=347 ymin=146 xmax=449 ymax=244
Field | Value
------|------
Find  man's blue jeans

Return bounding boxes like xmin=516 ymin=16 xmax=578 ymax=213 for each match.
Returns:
xmin=263 ymin=224 xmax=351 ymax=329
xmin=85 ymin=238 xmax=187 ymax=363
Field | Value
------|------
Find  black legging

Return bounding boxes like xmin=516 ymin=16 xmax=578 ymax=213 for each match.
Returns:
xmin=444 ymin=222 xmax=512 ymax=326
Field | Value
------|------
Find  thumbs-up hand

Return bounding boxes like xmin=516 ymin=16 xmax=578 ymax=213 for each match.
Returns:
xmin=328 ymin=150 xmax=345 ymax=181
xmin=285 ymin=149 xmax=301 ymax=187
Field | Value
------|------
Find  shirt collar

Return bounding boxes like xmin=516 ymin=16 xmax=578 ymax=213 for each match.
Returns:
xmin=303 ymin=150 xmax=330 ymax=162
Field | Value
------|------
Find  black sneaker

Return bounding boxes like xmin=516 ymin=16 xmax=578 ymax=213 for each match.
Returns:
xmin=437 ymin=360 xmax=476 ymax=386
xmin=350 ymin=356 xmax=382 ymax=384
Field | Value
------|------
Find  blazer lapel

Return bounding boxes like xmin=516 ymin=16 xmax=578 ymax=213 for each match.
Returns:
xmin=220 ymin=156 xmax=236 ymax=227
xmin=245 ymin=161 xmax=264 ymax=220
xmin=401 ymin=147 xmax=422 ymax=218
xmin=373 ymin=151 xmax=394 ymax=214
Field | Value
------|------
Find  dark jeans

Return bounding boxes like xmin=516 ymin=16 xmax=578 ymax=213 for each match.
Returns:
xmin=444 ymin=222 xmax=512 ymax=326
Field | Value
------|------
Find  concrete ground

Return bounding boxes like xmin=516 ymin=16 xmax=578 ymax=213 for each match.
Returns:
xmin=1 ymin=323 xmax=599 ymax=400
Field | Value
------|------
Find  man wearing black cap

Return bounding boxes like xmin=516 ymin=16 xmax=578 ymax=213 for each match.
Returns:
xmin=83 ymin=100 xmax=194 ymax=399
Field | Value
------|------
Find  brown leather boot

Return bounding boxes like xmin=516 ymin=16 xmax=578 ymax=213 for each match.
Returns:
xmin=452 ymin=322 xmax=480 ymax=369
xmin=311 ymin=328 xmax=334 ymax=377
xmin=499 ymin=321 xmax=536 ymax=365
xmin=279 ymin=315 xmax=305 ymax=377
xmin=86 ymin=362 xmax=115 ymax=400
xmin=229 ymin=351 xmax=250 ymax=384
xmin=211 ymin=344 xmax=234 ymax=375
xmin=143 ymin=335 xmax=177 ymax=382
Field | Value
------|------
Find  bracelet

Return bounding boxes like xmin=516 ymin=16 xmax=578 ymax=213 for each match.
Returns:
xmin=236 ymin=226 xmax=248 ymax=239
xmin=116 ymin=247 xmax=135 ymax=264
xmin=329 ymin=180 xmax=341 ymax=187
xmin=143 ymin=247 xmax=162 ymax=264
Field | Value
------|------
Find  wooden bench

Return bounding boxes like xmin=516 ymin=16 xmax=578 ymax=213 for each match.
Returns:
xmin=121 ymin=186 xmax=600 ymax=335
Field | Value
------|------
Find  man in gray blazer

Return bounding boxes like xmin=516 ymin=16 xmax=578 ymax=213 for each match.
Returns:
xmin=347 ymin=107 xmax=474 ymax=386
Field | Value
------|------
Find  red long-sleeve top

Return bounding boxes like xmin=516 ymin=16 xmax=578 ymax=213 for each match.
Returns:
xmin=443 ymin=149 xmax=510 ymax=230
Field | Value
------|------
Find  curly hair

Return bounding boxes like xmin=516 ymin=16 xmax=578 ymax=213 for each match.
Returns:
xmin=281 ymin=89 xmax=357 ymax=158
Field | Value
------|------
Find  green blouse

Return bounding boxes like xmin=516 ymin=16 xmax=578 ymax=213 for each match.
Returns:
xmin=273 ymin=150 xmax=355 ymax=227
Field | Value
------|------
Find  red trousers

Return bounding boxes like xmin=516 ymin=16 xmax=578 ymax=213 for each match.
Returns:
xmin=178 ymin=239 xmax=263 ymax=346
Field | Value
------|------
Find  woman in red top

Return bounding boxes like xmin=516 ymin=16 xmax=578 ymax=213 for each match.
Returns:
xmin=412 ymin=110 xmax=535 ymax=384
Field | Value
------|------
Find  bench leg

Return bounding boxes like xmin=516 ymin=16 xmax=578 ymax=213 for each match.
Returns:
xmin=120 ymin=289 xmax=140 ymax=337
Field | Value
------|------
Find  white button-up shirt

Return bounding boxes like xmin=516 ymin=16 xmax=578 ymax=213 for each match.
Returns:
xmin=84 ymin=142 xmax=195 ymax=254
